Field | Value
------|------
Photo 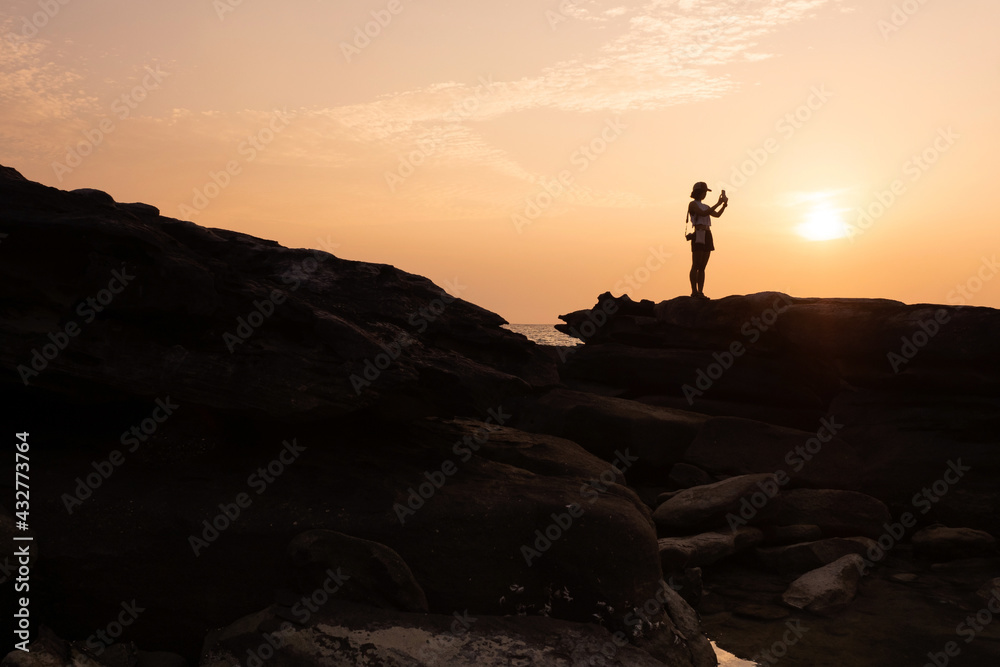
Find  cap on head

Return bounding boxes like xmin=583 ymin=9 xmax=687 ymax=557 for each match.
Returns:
xmin=691 ymin=181 xmax=712 ymax=197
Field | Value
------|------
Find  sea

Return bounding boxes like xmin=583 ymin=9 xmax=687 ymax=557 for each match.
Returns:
xmin=504 ymin=324 xmax=580 ymax=347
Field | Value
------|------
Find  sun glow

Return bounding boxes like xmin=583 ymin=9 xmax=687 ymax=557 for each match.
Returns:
xmin=796 ymin=205 xmax=849 ymax=241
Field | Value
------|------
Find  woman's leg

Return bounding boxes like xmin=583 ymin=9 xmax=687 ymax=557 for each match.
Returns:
xmin=689 ymin=253 xmax=700 ymax=296
xmin=692 ymin=251 xmax=710 ymax=294
xmin=696 ymin=251 xmax=711 ymax=294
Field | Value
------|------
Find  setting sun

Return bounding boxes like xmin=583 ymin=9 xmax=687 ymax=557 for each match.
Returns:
xmin=796 ymin=205 xmax=849 ymax=242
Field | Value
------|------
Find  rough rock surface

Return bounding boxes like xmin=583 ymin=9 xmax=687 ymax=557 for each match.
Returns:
xmin=782 ymin=554 xmax=866 ymax=616
xmin=911 ymin=525 xmax=998 ymax=562
xmin=658 ymin=528 xmax=763 ymax=570
xmin=756 ymin=537 xmax=877 ymax=573
xmin=284 ymin=529 xmax=429 ymax=613
xmin=199 ymin=599 xmax=716 ymax=667
xmin=653 ymin=474 xmax=778 ymax=532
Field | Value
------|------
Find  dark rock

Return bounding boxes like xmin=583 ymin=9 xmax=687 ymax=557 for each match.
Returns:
xmin=668 ymin=462 xmax=714 ymax=490
xmin=761 ymin=489 xmax=891 ymax=539
xmin=756 ymin=537 xmax=877 ymax=573
xmin=683 ymin=416 xmax=862 ymax=490
xmin=72 ymin=187 xmax=117 ymax=206
xmin=912 ymin=525 xmax=997 ymax=562
xmin=761 ymin=524 xmax=823 ymax=545
xmin=731 ymin=603 xmax=790 ymax=620
xmin=199 ymin=597 xmax=711 ymax=667
xmin=121 ymin=202 xmax=161 ymax=217
xmin=653 ymin=474 xmax=778 ymax=532
xmin=285 ymin=529 xmax=429 ymax=612
xmin=976 ymin=579 xmax=1000 ymax=605
xmin=782 ymin=554 xmax=865 ymax=616
xmin=658 ymin=528 xmax=763 ymax=570
xmin=510 ymin=388 xmax=706 ymax=483
xmin=667 ymin=568 xmax=704 ymax=609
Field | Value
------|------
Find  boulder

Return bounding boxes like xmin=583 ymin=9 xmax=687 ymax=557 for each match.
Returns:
xmin=976 ymin=579 xmax=1000 ymax=605
xmin=653 ymin=474 xmax=778 ymax=532
xmin=658 ymin=528 xmax=763 ymax=570
xmin=782 ymin=554 xmax=865 ymax=616
xmin=199 ymin=598 xmax=709 ymax=667
xmin=682 ymin=416 xmax=862 ymax=490
xmin=761 ymin=525 xmax=823 ymax=546
xmin=761 ymin=489 xmax=891 ymax=539
xmin=756 ymin=537 xmax=877 ymax=573
xmin=668 ymin=463 xmax=714 ymax=490
xmin=912 ymin=525 xmax=997 ymax=562
xmin=284 ymin=529 xmax=429 ymax=612
xmin=510 ymin=388 xmax=706 ymax=482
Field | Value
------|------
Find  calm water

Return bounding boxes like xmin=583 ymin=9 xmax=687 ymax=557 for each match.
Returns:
xmin=505 ymin=324 xmax=581 ymax=347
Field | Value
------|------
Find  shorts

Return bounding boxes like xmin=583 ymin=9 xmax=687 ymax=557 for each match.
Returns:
xmin=691 ymin=228 xmax=714 ymax=252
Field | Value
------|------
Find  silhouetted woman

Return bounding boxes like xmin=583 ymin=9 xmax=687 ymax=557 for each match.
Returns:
xmin=687 ymin=181 xmax=728 ymax=299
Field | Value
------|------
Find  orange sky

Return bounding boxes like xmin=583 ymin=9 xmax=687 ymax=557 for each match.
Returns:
xmin=3 ymin=0 xmax=999 ymax=322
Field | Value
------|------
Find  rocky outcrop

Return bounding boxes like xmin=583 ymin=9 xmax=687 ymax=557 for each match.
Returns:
xmin=0 ymin=166 xmax=557 ymax=423
xmin=199 ymin=597 xmax=716 ymax=667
